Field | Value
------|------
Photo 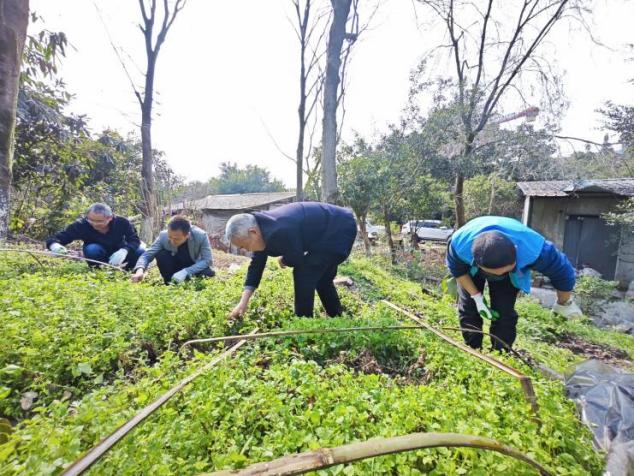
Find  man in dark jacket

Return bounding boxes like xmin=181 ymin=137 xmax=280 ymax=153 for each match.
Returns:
xmin=46 ymin=203 xmax=144 ymax=270
xmin=225 ymin=202 xmax=357 ymax=318
xmin=447 ymin=216 xmax=581 ymax=351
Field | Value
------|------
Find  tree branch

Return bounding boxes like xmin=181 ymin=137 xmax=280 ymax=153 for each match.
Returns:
xmin=468 ymin=0 xmax=493 ymax=127
xmin=480 ymin=0 xmax=569 ymax=131
xmin=93 ymin=1 xmax=143 ymax=107
xmin=554 ymin=135 xmax=621 ymax=147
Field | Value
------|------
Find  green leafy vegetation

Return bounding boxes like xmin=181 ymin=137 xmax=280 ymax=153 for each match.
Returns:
xmin=2 ymin=252 xmax=631 ymax=474
xmin=574 ymin=276 xmax=619 ymax=315
xmin=463 ymin=174 xmax=523 ymax=221
xmin=0 ymin=253 xmax=243 ymax=420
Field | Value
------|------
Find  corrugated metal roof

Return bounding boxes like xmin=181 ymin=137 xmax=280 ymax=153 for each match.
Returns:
xmin=517 ymin=178 xmax=634 ymax=197
xmin=173 ymin=191 xmax=296 ymax=211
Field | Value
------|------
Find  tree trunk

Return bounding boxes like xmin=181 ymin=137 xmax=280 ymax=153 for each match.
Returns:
xmin=383 ymin=206 xmax=396 ymax=265
xmin=295 ymin=0 xmax=308 ymax=202
xmin=454 ymin=140 xmax=474 ymax=228
xmin=357 ymin=212 xmax=371 ymax=257
xmin=454 ymin=171 xmax=465 ymax=228
xmin=320 ymin=0 xmax=351 ymax=204
xmin=488 ymin=174 xmax=496 ymax=215
xmin=0 ymin=0 xmax=29 ymax=241
xmin=139 ymin=45 xmax=157 ymax=243
xmin=296 ymin=57 xmax=306 ymax=201
xmin=140 ymin=112 xmax=155 ymax=243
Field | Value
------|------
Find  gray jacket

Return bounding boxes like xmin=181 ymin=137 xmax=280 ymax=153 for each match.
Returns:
xmin=135 ymin=225 xmax=213 ymax=275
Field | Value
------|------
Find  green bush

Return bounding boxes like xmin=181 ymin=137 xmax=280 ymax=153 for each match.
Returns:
xmin=575 ymin=276 xmax=618 ymax=315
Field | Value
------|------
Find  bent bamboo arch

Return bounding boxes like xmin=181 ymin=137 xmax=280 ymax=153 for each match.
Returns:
xmin=205 ymin=432 xmax=552 ymax=476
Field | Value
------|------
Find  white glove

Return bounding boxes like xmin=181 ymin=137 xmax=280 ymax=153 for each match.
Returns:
xmin=472 ymin=293 xmax=493 ymax=320
xmin=552 ymin=299 xmax=583 ymax=318
xmin=108 ymin=248 xmax=129 ymax=266
xmin=49 ymin=243 xmax=67 ymax=254
xmin=171 ymin=269 xmax=189 ymax=284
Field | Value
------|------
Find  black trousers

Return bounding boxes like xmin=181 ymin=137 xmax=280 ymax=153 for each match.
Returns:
xmin=292 ymin=254 xmax=344 ymax=317
xmin=155 ymin=249 xmax=214 ymax=285
xmin=457 ymin=272 xmax=519 ymax=351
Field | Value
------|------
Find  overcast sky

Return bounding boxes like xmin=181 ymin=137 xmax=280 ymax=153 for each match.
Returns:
xmin=30 ymin=0 xmax=634 ymax=187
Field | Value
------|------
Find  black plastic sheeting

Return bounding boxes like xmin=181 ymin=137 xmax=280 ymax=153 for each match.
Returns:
xmin=565 ymin=360 xmax=634 ymax=476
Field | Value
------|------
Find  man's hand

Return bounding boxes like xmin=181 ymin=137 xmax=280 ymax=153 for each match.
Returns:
xmin=229 ymin=302 xmax=248 ymax=319
xmin=130 ymin=269 xmax=145 ymax=283
xmin=552 ymin=298 xmax=582 ymax=318
xmin=229 ymin=289 xmax=254 ymax=320
xmin=472 ymin=293 xmax=496 ymax=320
xmin=171 ymin=269 xmax=189 ymax=284
xmin=108 ymin=248 xmax=128 ymax=266
xmin=49 ymin=243 xmax=67 ymax=255
xmin=277 ymin=256 xmax=287 ymax=268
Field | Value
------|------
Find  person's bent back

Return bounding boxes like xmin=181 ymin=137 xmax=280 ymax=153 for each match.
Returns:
xmin=225 ymin=201 xmax=357 ymax=318
xmin=446 ymin=215 xmax=581 ymax=351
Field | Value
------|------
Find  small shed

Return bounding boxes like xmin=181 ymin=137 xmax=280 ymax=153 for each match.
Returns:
xmin=171 ymin=191 xmax=296 ymax=236
xmin=517 ymin=179 xmax=634 ymax=286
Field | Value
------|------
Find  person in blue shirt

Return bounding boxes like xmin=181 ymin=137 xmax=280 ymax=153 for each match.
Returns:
xmin=225 ymin=202 xmax=357 ymax=318
xmin=446 ymin=216 xmax=581 ymax=350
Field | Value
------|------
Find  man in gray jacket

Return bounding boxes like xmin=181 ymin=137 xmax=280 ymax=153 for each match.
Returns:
xmin=131 ymin=215 xmax=214 ymax=284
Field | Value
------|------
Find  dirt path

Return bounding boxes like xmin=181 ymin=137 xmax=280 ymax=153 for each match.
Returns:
xmin=213 ymin=249 xmax=249 ymax=269
xmin=559 ymin=334 xmax=633 ymax=369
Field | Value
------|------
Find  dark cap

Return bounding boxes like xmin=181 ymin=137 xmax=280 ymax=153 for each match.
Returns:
xmin=472 ymin=231 xmax=516 ymax=269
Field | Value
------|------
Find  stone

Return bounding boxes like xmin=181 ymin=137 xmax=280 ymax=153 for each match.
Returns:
xmin=599 ymin=301 xmax=634 ymax=334
xmin=20 ymin=391 xmax=38 ymax=411
xmin=530 ymin=287 xmax=558 ymax=308
xmin=626 ymin=281 xmax=634 ymax=300
xmin=579 ymin=267 xmax=602 ymax=278
xmin=334 ymin=276 xmax=354 ymax=287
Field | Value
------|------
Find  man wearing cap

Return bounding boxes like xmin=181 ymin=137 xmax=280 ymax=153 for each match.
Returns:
xmin=446 ymin=216 xmax=581 ymax=350
xmin=224 ymin=202 xmax=357 ymax=318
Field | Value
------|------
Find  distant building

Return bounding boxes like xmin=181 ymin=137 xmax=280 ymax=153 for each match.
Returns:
xmin=170 ymin=191 xmax=296 ymax=237
xmin=518 ymin=179 xmax=634 ymax=286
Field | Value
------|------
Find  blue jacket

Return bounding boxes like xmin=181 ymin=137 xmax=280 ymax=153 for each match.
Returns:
xmin=244 ymin=202 xmax=357 ymax=289
xmin=446 ymin=216 xmax=575 ymax=293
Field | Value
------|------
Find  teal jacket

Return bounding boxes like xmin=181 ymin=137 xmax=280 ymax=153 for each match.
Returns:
xmin=448 ymin=216 xmax=546 ymax=293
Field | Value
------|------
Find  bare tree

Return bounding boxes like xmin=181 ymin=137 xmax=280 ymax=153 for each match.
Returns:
xmin=291 ymin=0 xmax=329 ymax=201
xmin=136 ymin=0 xmax=186 ymax=241
xmin=320 ymin=0 xmax=353 ymax=203
xmin=271 ymin=0 xmax=370 ymax=202
xmin=0 ymin=0 xmax=29 ymax=240
xmin=417 ymin=0 xmax=584 ymax=227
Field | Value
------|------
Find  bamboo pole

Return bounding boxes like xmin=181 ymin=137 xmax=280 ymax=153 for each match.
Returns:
xmin=62 ymin=331 xmax=256 ymax=476
xmin=205 ymin=432 xmax=552 ymax=476
xmin=0 ymin=248 xmax=127 ymax=272
xmin=181 ymin=326 xmax=534 ymax=368
xmin=381 ymin=300 xmax=540 ymax=416
xmin=431 ymin=326 xmax=533 ymax=367
xmin=180 ymin=326 xmax=424 ymax=353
